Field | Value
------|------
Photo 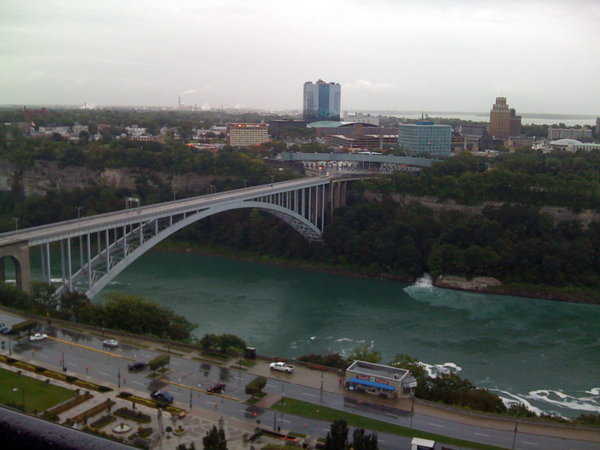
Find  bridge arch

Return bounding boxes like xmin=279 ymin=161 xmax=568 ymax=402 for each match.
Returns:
xmin=57 ymin=201 xmax=322 ymax=299
xmin=0 ymin=244 xmax=31 ymax=293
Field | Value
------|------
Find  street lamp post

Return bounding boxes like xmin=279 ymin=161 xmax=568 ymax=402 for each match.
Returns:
xmin=189 ymin=388 xmax=192 ymax=408
xmin=320 ymin=372 xmax=324 ymax=403
xmin=409 ymin=393 xmax=415 ymax=428
xmin=76 ymin=207 xmax=82 ymax=219
xmin=512 ymin=421 xmax=518 ymax=449
xmin=13 ymin=217 xmax=19 ymax=231
xmin=117 ymin=367 xmax=121 ymax=388
xmin=243 ymin=179 xmax=247 ymax=188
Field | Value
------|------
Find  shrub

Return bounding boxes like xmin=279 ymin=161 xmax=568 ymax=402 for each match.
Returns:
xmin=114 ymin=407 xmax=151 ymax=423
xmin=148 ymin=354 xmax=170 ymax=372
xmin=245 ymin=376 xmax=267 ymax=397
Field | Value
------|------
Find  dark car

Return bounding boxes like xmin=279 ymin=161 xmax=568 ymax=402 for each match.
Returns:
xmin=150 ymin=390 xmax=174 ymax=404
xmin=207 ymin=383 xmax=226 ymax=394
xmin=128 ymin=362 xmax=147 ymax=371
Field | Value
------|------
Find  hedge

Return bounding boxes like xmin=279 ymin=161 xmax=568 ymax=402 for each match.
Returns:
xmin=91 ymin=414 xmax=116 ymax=430
xmin=114 ymin=407 xmax=151 ymax=424
xmin=46 ymin=392 xmax=93 ymax=416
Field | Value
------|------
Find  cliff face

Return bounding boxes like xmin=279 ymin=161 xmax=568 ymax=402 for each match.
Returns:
xmin=0 ymin=160 xmax=221 ymax=197
xmin=365 ymin=192 xmax=600 ymax=226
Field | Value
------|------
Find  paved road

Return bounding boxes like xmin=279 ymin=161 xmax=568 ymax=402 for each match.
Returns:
xmin=1 ymin=311 xmax=599 ymax=449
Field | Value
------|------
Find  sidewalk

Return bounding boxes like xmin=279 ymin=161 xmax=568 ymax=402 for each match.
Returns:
xmin=244 ymin=358 xmax=600 ymax=444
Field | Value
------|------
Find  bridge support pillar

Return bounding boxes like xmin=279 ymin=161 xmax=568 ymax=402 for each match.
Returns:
xmin=0 ymin=242 xmax=31 ymax=294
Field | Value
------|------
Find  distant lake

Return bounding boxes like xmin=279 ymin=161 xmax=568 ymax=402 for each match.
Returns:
xmin=352 ymin=110 xmax=597 ymax=127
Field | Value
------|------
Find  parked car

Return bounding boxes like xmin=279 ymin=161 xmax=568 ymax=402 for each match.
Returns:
xmin=0 ymin=326 xmax=14 ymax=335
xmin=150 ymin=390 xmax=174 ymax=403
xmin=29 ymin=333 xmax=48 ymax=342
xmin=207 ymin=383 xmax=226 ymax=394
xmin=102 ymin=339 xmax=119 ymax=348
xmin=269 ymin=361 xmax=295 ymax=373
xmin=128 ymin=362 xmax=147 ymax=371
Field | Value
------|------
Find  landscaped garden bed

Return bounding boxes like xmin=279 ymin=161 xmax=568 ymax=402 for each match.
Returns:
xmin=67 ymin=399 xmax=116 ymax=425
xmin=117 ymin=392 xmax=186 ymax=417
xmin=90 ymin=414 xmax=116 ymax=430
xmin=114 ymin=407 xmax=152 ymax=423
xmin=0 ymin=355 xmax=112 ymax=393
xmin=46 ymin=391 xmax=93 ymax=416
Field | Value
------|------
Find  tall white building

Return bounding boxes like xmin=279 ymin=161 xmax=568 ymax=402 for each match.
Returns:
xmin=303 ymin=79 xmax=341 ymax=122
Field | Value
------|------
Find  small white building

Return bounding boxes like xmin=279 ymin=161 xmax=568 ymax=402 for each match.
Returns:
xmin=411 ymin=437 xmax=435 ymax=450
xmin=344 ymin=360 xmax=417 ymax=399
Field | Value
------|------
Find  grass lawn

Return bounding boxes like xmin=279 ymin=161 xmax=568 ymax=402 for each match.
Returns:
xmin=273 ymin=397 xmax=506 ymax=450
xmin=0 ymin=367 xmax=76 ymax=413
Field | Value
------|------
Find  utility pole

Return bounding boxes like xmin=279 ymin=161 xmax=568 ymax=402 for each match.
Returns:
xmin=320 ymin=372 xmax=324 ymax=403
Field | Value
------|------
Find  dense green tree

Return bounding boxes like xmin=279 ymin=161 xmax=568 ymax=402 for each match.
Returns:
xmin=100 ymin=293 xmax=196 ymax=340
xmin=202 ymin=425 xmax=227 ymax=450
xmin=348 ymin=345 xmax=382 ymax=363
xmin=352 ymin=428 xmax=378 ymax=450
xmin=324 ymin=419 xmax=349 ymax=450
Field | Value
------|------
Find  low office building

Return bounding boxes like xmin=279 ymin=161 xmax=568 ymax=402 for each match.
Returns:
xmin=567 ymin=142 xmax=600 ymax=152
xmin=325 ymin=133 xmax=398 ymax=150
xmin=344 ymin=360 xmax=417 ymax=399
xmin=507 ymin=136 xmax=534 ymax=151
xmin=398 ymin=122 xmax=452 ymax=157
xmin=226 ymin=123 xmax=270 ymax=147
xmin=547 ymin=127 xmax=592 ymax=141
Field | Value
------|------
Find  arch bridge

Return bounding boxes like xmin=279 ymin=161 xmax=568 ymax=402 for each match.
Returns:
xmin=0 ymin=176 xmax=354 ymax=299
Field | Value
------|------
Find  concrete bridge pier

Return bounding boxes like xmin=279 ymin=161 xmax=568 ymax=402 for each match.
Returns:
xmin=0 ymin=242 xmax=31 ymax=294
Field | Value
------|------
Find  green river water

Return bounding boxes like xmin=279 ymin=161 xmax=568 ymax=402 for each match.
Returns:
xmin=96 ymin=251 xmax=599 ymax=417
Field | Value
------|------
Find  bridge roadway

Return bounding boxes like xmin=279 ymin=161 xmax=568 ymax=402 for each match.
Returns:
xmin=0 ymin=176 xmax=336 ymax=248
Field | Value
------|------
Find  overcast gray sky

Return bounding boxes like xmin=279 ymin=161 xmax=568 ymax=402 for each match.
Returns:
xmin=1 ymin=0 xmax=599 ymax=114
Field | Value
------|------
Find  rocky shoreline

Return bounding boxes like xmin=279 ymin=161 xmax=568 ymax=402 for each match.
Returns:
xmin=433 ymin=275 xmax=600 ymax=305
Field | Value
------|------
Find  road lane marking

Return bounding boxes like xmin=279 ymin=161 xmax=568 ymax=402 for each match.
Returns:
xmin=302 ymin=392 xmax=316 ymax=397
xmin=67 ymin=362 xmax=79 ymax=367
xmin=427 ymin=422 xmax=443 ymax=428
xmin=47 ymin=336 xmax=135 ymax=360
xmin=98 ymin=370 xmax=111 ymax=377
xmin=522 ymin=442 xmax=539 ymax=446
xmin=38 ymin=353 xmax=49 ymax=359
xmin=132 ymin=380 xmax=145 ymax=386
xmin=475 ymin=432 xmax=489 ymax=437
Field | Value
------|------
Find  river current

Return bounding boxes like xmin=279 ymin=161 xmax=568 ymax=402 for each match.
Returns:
xmin=95 ymin=251 xmax=600 ymax=418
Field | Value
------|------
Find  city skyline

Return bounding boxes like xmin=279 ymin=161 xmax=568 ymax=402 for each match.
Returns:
xmin=2 ymin=0 xmax=600 ymax=114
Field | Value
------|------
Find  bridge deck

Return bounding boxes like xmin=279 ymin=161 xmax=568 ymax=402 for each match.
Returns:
xmin=0 ymin=176 xmax=336 ymax=246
